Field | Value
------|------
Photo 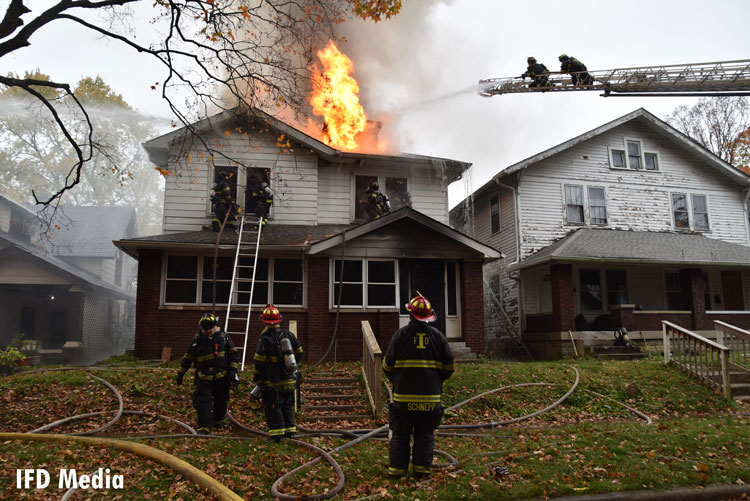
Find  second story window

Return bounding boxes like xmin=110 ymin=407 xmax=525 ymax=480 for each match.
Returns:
xmin=565 ymin=185 xmax=584 ymax=224
xmin=588 ymin=187 xmax=607 ymax=225
xmin=671 ymin=192 xmax=710 ymax=231
xmin=354 ymin=175 xmax=410 ymax=221
xmin=692 ymin=194 xmax=709 ymax=230
xmin=490 ymin=194 xmax=500 ymax=234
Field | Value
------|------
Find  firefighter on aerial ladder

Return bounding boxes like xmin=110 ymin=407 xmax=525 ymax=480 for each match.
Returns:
xmin=520 ymin=57 xmax=551 ymax=88
xmin=559 ymin=54 xmax=594 ymax=86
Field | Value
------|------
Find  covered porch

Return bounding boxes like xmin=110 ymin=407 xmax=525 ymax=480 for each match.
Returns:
xmin=513 ymin=229 xmax=750 ymax=358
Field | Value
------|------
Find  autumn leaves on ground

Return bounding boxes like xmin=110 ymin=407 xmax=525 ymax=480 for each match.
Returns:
xmin=1 ymin=357 xmax=749 ymax=500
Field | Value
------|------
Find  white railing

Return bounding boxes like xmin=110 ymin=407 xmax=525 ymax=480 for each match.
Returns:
xmin=662 ymin=321 xmax=731 ymax=399
xmin=361 ymin=321 xmax=383 ymax=418
xmin=714 ymin=320 xmax=750 ymax=373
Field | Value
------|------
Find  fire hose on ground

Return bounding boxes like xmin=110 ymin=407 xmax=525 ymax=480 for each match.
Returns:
xmin=3 ymin=364 xmax=658 ymax=500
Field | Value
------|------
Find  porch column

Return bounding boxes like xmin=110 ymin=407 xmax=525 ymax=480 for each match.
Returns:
xmin=307 ymin=257 xmax=331 ymax=363
xmin=135 ymin=249 xmax=162 ymax=359
xmin=460 ymin=261 xmax=485 ymax=354
xmin=680 ymin=267 xmax=706 ymax=330
xmin=550 ymin=263 xmax=575 ymax=332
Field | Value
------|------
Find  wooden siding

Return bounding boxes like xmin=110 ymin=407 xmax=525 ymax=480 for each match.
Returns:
xmin=161 ymin=119 xmax=455 ymax=232
xmin=517 ymin=122 xmax=749 ymax=257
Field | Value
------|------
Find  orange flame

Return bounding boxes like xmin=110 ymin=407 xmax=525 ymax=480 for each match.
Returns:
xmin=309 ymin=41 xmax=367 ymax=150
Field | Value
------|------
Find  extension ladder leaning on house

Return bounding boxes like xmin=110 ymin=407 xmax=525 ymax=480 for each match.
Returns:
xmin=223 ymin=214 xmax=263 ymax=371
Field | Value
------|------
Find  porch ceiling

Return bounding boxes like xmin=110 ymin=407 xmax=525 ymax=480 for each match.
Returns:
xmin=511 ymin=228 xmax=750 ymax=271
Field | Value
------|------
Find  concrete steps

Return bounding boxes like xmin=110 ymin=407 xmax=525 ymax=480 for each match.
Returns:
xmin=449 ymin=341 xmax=479 ymax=362
xmin=300 ymin=370 xmax=370 ymax=423
xmin=588 ymin=345 xmax=648 ymax=361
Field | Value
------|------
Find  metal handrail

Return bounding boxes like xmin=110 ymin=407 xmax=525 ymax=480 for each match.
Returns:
xmin=662 ymin=321 xmax=731 ymax=399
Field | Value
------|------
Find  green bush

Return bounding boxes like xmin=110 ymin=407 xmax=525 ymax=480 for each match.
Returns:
xmin=0 ymin=346 xmax=25 ymax=375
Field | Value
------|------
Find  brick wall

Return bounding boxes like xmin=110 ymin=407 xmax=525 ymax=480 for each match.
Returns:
xmin=460 ymin=261 xmax=485 ymax=353
xmin=135 ymin=254 xmax=487 ymax=362
xmin=550 ymin=263 xmax=574 ymax=331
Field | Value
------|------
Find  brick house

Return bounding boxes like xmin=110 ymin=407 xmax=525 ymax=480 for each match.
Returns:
xmin=0 ymin=196 xmax=138 ymax=363
xmin=450 ymin=108 xmax=750 ymax=359
xmin=115 ymin=108 xmax=501 ymax=365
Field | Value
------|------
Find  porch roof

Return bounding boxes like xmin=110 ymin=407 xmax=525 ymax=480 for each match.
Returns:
xmin=511 ymin=228 xmax=750 ymax=271
xmin=115 ymin=207 xmax=502 ymax=261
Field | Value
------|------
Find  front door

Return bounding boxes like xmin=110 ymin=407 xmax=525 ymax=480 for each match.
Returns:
xmin=721 ymin=271 xmax=745 ymax=310
xmin=399 ymin=259 xmax=461 ymax=338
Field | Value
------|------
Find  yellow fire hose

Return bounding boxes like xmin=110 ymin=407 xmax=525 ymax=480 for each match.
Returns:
xmin=0 ymin=433 xmax=243 ymax=501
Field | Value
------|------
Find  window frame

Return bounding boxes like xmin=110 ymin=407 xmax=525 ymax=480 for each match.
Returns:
xmin=490 ymin=194 xmax=501 ymax=234
xmin=578 ymin=268 xmax=603 ymax=313
xmin=162 ymin=254 xmax=304 ymax=307
xmin=587 ymin=186 xmax=608 ymax=225
xmin=207 ymin=164 xmax=274 ymax=217
xmin=670 ymin=192 xmax=711 ymax=231
xmin=564 ymin=184 xmax=585 ymax=225
xmin=352 ymin=173 xmax=411 ymax=222
xmin=665 ymin=271 xmax=683 ymax=310
xmin=331 ymin=258 xmax=399 ymax=309
xmin=609 ymin=139 xmax=660 ymax=172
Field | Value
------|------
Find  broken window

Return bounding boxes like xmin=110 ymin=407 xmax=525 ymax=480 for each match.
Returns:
xmin=565 ymin=185 xmax=584 ymax=224
xmin=165 ymin=255 xmax=198 ymax=303
xmin=367 ymin=260 xmax=396 ymax=306
xmin=671 ymin=193 xmax=689 ymax=229
xmin=386 ymin=177 xmax=410 ymax=211
xmin=333 ymin=259 xmax=363 ymax=306
xmin=354 ymin=175 xmax=378 ymax=221
xmin=243 ymin=167 xmax=271 ymax=216
xmin=273 ymin=259 xmax=303 ymax=306
xmin=201 ymin=256 xmax=234 ymax=304
xmin=490 ymin=194 xmax=500 ymax=234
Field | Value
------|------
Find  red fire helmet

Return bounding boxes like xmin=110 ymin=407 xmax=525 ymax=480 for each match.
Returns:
xmin=405 ymin=294 xmax=437 ymax=323
xmin=260 ymin=304 xmax=282 ymax=324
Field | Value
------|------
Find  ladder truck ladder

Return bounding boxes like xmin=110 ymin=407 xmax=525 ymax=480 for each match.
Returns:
xmin=479 ymin=59 xmax=750 ymax=97
xmin=223 ymin=214 xmax=263 ymax=371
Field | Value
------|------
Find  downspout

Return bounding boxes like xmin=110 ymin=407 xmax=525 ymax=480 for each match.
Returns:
xmin=744 ymin=187 xmax=750 ymax=246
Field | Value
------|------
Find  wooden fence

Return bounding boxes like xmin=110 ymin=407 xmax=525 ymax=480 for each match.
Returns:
xmin=361 ymin=320 xmax=383 ymax=418
xmin=662 ymin=320 xmax=731 ymax=399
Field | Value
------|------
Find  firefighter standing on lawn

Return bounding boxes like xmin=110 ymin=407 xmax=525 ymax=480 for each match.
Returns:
xmin=176 ymin=313 xmax=240 ymax=435
xmin=253 ymin=305 xmax=304 ymax=441
xmin=383 ymin=293 xmax=454 ymax=479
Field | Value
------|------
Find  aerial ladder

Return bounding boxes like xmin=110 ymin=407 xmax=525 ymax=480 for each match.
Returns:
xmin=223 ymin=214 xmax=263 ymax=371
xmin=479 ymin=59 xmax=750 ymax=98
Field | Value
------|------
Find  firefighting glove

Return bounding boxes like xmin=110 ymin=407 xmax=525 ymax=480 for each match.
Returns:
xmin=176 ymin=372 xmax=184 ymax=386
xmin=230 ymin=372 xmax=240 ymax=389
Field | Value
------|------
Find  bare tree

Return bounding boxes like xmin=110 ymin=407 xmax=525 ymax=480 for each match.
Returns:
xmin=666 ymin=96 xmax=750 ymax=168
xmin=0 ymin=0 xmax=402 ymax=225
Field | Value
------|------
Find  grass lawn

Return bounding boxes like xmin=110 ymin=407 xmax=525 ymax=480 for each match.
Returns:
xmin=0 ymin=355 xmax=749 ymax=500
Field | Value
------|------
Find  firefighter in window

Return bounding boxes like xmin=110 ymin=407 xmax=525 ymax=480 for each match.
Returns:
xmin=176 ymin=313 xmax=240 ymax=435
xmin=252 ymin=305 xmax=304 ymax=442
xmin=382 ymin=293 xmax=454 ymax=479
xmin=361 ymin=180 xmax=391 ymax=220
xmin=210 ymin=170 xmax=237 ymax=232
xmin=559 ymin=54 xmax=594 ymax=86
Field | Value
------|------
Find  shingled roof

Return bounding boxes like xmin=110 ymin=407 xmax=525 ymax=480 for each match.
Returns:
xmin=512 ymin=228 xmax=750 ymax=271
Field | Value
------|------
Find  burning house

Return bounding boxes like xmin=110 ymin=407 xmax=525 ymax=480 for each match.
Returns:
xmin=114 ymin=42 xmax=501 ymax=363
xmin=114 ymin=106 xmax=501 ymax=363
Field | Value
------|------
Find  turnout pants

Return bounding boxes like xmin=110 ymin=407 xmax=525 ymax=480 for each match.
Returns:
xmin=263 ymin=388 xmax=296 ymax=439
xmin=193 ymin=377 xmax=231 ymax=431
xmin=388 ymin=403 xmax=444 ymax=478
